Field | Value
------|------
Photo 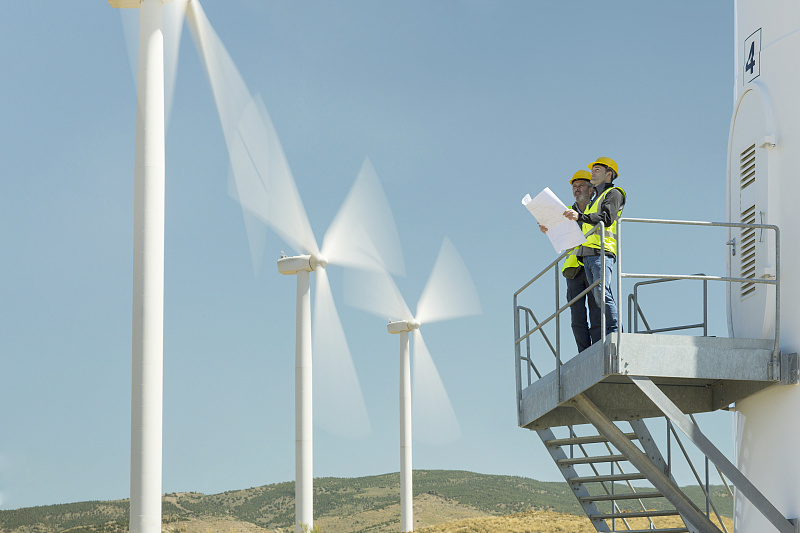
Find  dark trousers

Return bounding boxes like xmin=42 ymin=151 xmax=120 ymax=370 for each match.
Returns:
xmin=583 ymin=254 xmax=619 ymax=335
xmin=566 ymin=268 xmax=602 ymax=352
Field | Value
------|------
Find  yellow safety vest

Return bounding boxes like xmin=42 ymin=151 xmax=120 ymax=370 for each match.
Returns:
xmin=581 ymin=186 xmax=626 ymax=257
xmin=561 ymin=247 xmax=583 ymax=279
xmin=561 ymin=202 xmax=585 ymax=279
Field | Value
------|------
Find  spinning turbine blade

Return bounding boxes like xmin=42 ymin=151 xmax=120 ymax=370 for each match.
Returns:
xmin=415 ymin=237 xmax=482 ymax=324
xmin=186 ymin=1 xmax=252 ymax=140
xmin=187 ymin=1 xmax=317 ymax=256
xmin=234 ymin=189 xmax=268 ymax=276
xmin=313 ymin=268 xmax=371 ymax=439
xmin=119 ymin=10 xmax=139 ymax=89
xmin=222 ymin=98 xmax=271 ymax=214
xmin=411 ymin=332 xmax=461 ymax=445
xmin=344 ymin=266 xmax=412 ymax=322
xmin=246 ymin=96 xmax=318 ymax=256
xmin=230 ymin=95 xmax=318 ymax=256
xmin=119 ymin=0 xmax=188 ymax=128
xmin=322 ymin=158 xmax=405 ymax=276
xmin=163 ymin=0 xmax=188 ymax=126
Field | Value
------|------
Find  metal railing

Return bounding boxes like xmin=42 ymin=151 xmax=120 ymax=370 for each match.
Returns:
xmin=514 ymin=221 xmax=609 ymax=404
xmin=619 ymin=218 xmax=780 ymax=361
xmin=627 ymin=275 xmax=708 ymax=335
xmin=665 ymin=415 xmax=733 ymax=533
xmin=514 ymin=217 xmax=780 ymax=408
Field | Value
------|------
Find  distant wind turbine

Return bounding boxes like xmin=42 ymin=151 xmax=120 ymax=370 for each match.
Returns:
xmin=186 ymin=5 xmax=406 ymax=531
xmin=346 ymin=237 xmax=481 ymax=533
xmin=272 ymin=158 xmax=405 ymax=531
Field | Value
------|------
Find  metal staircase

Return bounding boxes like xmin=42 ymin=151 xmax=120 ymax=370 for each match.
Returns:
xmin=538 ymin=420 xmax=704 ymax=533
xmin=537 ymin=421 xmax=696 ymax=533
xmin=514 ymin=218 xmax=799 ymax=533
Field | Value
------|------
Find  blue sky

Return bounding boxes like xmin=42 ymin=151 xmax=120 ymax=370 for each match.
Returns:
xmin=0 ymin=1 xmax=735 ymax=510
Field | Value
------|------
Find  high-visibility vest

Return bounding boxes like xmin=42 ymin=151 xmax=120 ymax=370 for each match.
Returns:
xmin=561 ymin=202 xmax=584 ymax=279
xmin=581 ymin=185 xmax=626 ymax=257
xmin=561 ymin=247 xmax=583 ymax=279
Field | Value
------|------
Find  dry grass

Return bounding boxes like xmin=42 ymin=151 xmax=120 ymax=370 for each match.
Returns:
xmin=162 ymin=518 xmax=276 ymax=533
xmin=160 ymin=498 xmax=734 ymax=533
xmin=415 ymin=509 xmax=734 ymax=533
xmin=415 ymin=509 xmax=595 ymax=533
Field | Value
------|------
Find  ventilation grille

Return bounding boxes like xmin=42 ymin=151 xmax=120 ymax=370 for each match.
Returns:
xmin=740 ymin=143 xmax=757 ymax=300
xmin=740 ymin=143 xmax=756 ymax=189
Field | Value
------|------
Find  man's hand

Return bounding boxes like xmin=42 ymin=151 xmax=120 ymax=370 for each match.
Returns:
xmin=538 ymin=224 xmax=548 ymax=234
xmin=563 ymin=209 xmax=579 ymax=221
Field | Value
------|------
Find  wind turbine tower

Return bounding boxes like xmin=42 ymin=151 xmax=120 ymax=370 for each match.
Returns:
xmin=108 ymin=1 xmax=171 ymax=532
xmin=348 ymin=238 xmax=481 ymax=532
xmin=387 ymin=318 xmax=416 ymax=533
xmin=276 ymin=253 xmax=321 ymax=531
xmin=728 ymin=1 xmax=800 ymax=531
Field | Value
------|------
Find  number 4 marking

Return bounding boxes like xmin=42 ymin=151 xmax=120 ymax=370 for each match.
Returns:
xmin=746 ymin=41 xmax=756 ymax=74
xmin=744 ymin=29 xmax=761 ymax=84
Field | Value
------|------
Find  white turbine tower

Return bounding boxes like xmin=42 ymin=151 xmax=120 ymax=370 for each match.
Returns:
xmin=346 ymin=237 xmax=481 ymax=533
xmin=727 ymin=1 xmax=800 ymax=532
xmin=106 ymin=1 xmax=185 ymax=532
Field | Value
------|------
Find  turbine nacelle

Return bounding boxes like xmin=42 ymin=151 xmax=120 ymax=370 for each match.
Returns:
xmin=277 ymin=254 xmax=328 ymax=275
xmin=387 ymin=319 xmax=421 ymax=334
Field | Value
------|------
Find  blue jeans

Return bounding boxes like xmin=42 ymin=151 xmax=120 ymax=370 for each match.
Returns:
xmin=566 ymin=269 xmax=602 ymax=352
xmin=582 ymin=254 xmax=618 ymax=334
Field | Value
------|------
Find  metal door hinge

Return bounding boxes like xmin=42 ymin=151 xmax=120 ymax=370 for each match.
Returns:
xmin=726 ymin=238 xmax=736 ymax=256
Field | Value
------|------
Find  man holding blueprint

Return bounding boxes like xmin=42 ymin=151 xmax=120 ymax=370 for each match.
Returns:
xmin=521 ymin=188 xmax=585 ymax=253
xmin=522 ymin=170 xmax=601 ymax=352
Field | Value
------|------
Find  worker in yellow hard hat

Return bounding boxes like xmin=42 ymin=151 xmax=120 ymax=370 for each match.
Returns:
xmin=539 ymin=169 xmax=601 ymax=351
xmin=563 ymin=157 xmax=626 ymax=335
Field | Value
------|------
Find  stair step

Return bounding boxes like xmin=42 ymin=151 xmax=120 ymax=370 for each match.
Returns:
xmin=591 ymin=509 xmax=681 ymax=520
xmin=545 ymin=432 xmax=638 ymax=447
xmin=569 ymin=472 xmax=647 ymax=484
xmin=580 ymin=491 xmax=664 ymax=502
xmin=558 ymin=454 xmax=627 ymax=466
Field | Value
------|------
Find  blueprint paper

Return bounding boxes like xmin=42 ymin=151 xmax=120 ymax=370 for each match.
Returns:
xmin=522 ymin=188 xmax=586 ymax=253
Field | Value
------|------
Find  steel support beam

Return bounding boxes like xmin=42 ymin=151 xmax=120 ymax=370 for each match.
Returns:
xmin=570 ymin=393 xmax=721 ymax=533
xmin=630 ymin=376 xmax=796 ymax=533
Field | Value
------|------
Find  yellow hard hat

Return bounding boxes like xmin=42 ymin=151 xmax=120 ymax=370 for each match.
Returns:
xmin=588 ymin=157 xmax=619 ymax=177
xmin=569 ymin=170 xmax=591 ymax=184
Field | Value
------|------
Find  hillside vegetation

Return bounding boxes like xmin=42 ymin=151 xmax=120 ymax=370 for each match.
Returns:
xmin=0 ymin=470 xmax=732 ymax=533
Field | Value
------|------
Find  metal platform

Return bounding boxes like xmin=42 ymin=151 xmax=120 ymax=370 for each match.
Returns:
xmin=519 ymin=333 xmax=797 ymax=430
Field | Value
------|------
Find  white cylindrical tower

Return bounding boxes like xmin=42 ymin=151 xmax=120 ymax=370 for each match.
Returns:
xmin=399 ymin=330 xmax=413 ymax=533
xmin=108 ymin=0 xmax=170 ymax=532
xmin=295 ymin=268 xmax=313 ymax=532
xmin=728 ymin=1 xmax=800 ymax=531
xmin=277 ymin=255 xmax=317 ymax=533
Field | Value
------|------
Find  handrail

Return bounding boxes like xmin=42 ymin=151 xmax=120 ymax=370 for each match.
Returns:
xmin=667 ymin=418 xmax=729 ymax=533
xmin=689 ymin=414 xmax=734 ymax=526
xmin=513 ymin=222 xmax=606 ymax=407
xmin=617 ymin=217 xmax=780 ymax=360
xmin=628 ymin=276 xmax=708 ymax=335
xmin=515 ymin=281 xmax=599 ymax=345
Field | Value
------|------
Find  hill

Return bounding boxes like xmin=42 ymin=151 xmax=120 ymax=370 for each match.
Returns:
xmin=0 ymin=470 xmax=732 ymax=533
